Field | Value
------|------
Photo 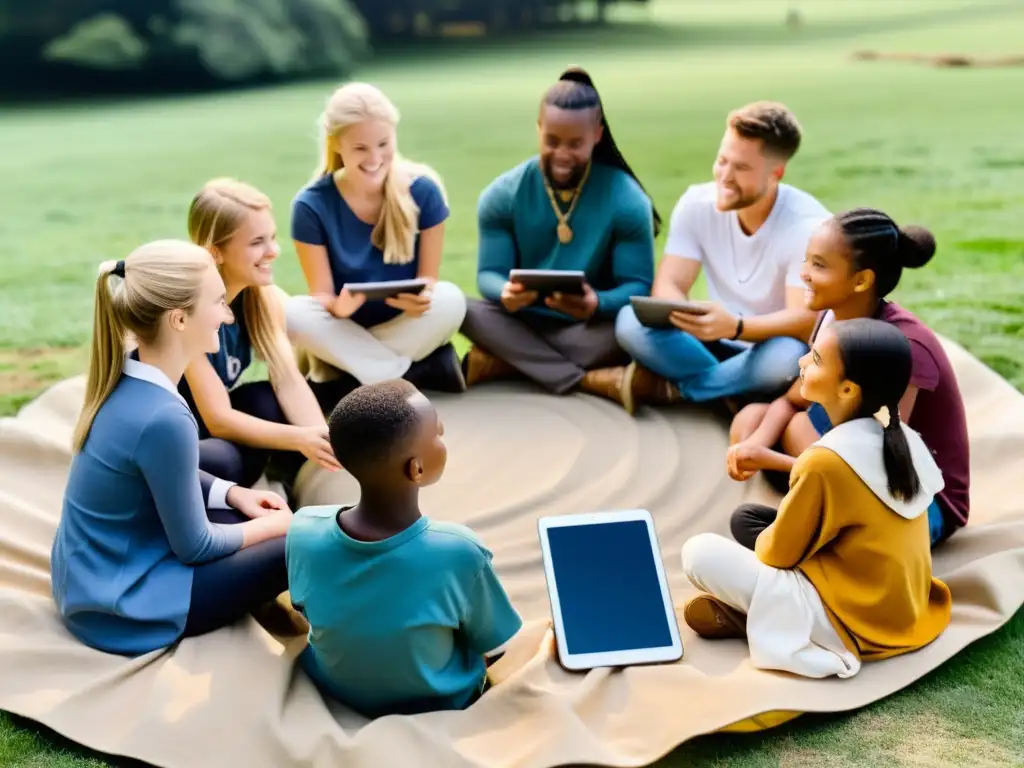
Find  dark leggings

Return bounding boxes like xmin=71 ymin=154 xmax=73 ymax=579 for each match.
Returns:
xmin=194 ymin=378 xmax=355 ymax=489
xmin=193 ymin=381 xmax=296 ymax=489
xmin=730 ymin=503 xmax=779 ymax=550
xmin=182 ymin=508 xmax=289 ymax=638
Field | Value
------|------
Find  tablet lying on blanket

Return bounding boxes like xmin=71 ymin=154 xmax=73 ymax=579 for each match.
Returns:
xmin=343 ymin=278 xmax=429 ymax=301
xmin=508 ymin=269 xmax=587 ymax=296
xmin=630 ymin=296 xmax=709 ymax=328
xmin=538 ymin=509 xmax=683 ymax=671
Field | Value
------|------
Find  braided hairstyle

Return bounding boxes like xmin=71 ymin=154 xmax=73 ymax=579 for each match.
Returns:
xmin=541 ymin=67 xmax=662 ymax=236
xmin=833 ymin=208 xmax=936 ymax=299
xmin=832 ymin=318 xmax=921 ymax=502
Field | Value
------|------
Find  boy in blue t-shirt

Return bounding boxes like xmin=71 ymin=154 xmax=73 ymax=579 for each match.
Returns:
xmin=285 ymin=379 xmax=522 ymax=718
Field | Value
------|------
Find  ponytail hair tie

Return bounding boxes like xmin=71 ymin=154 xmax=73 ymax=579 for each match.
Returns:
xmin=112 ymin=260 xmax=126 ymax=278
xmin=885 ymin=404 xmax=900 ymax=430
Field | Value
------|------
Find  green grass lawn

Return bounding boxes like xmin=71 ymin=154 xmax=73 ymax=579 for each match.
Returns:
xmin=2 ymin=0 xmax=1023 ymax=765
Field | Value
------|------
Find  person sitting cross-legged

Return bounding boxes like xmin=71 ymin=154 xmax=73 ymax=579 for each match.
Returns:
xmin=286 ymin=82 xmax=469 ymax=396
xmin=614 ymin=101 xmax=830 ymax=411
xmin=459 ymin=66 xmax=679 ymax=413
xmin=681 ymin=319 xmax=951 ymax=680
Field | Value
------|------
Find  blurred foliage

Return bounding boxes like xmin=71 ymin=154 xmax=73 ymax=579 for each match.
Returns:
xmin=1 ymin=0 xmax=369 ymax=94
xmin=43 ymin=13 xmax=148 ymax=70
xmin=351 ymin=0 xmax=648 ymax=40
xmin=170 ymin=0 xmax=367 ymax=82
xmin=0 ymin=0 xmax=647 ymax=96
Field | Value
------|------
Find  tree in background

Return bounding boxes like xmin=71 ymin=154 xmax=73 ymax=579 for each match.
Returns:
xmin=324 ymin=0 xmax=650 ymax=42
xmin=0 ymin=0 xmax=650 ymax=97
xmin=0 ymin=0 xmax=370 ymax=95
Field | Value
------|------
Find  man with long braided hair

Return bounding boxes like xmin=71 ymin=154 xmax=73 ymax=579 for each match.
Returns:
xmin=459 ymin=67 xmax=678 ymax=414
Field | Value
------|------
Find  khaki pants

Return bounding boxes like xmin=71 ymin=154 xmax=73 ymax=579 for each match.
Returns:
xmin=284 ymin=280 xmax=467 ymax=385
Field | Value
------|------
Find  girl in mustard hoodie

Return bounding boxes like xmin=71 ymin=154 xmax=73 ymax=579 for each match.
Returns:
xmin=680 ymin=318 xmax=951 ymax=679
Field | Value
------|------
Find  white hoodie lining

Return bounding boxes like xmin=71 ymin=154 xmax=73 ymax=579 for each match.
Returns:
xmin=812 ymin=417 xmax=945 ymax=520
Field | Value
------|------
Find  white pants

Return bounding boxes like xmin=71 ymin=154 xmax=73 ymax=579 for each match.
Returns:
xmin=681 ymin=533 xmax=862 ymax=679
xmin=284 ymin=280 xmax=467 ymax=385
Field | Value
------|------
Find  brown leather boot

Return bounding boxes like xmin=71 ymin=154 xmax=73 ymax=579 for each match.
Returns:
xmin=579 ymin=365 xmax=634 ymax=412
xmin=463 ymin=345 xmax=518 ymax=387
xmin=683 ymin=595 xmax=747 ymax=640
xmin=625 ymin=361 xmax=683 ymax=407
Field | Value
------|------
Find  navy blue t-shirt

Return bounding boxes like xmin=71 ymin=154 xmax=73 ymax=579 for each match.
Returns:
xmin=210 ymin=290 xmax=252 ymax=389
xmin=176 ymin=290 xmax=251 ymax=435
xmin=290 ymin=173 xmax=449 ymax=328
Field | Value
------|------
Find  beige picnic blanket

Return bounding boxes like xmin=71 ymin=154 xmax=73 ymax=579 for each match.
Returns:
xmin=1 ymin=336 xmax=1023 ymax=768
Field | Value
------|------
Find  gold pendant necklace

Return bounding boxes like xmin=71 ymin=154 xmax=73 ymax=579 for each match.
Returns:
xmin=543 ymin=162 xmax=591 ymax=245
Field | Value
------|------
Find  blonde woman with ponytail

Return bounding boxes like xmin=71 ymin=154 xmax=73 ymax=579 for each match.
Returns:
xmin=53 ymin=241 xmax=296 ymax=656
xmin=286 ymin=82 xmax=468 ymax=393
xmin=181 ymin=178 xmax=343 ymax=501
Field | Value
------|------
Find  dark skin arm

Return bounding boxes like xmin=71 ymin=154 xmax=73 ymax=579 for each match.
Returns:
xmin=729 ymin=384 xmax=921 ymax=481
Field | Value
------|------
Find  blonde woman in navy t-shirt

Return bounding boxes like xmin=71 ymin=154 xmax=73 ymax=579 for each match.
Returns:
xmin=286 ymin=82 xmax=468 ymax=394
xmin=180 ymin=179 xmax=344 ymax=500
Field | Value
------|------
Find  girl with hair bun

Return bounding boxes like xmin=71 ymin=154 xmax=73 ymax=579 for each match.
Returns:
xmin=727 ymin=208 xmax=970 ymax=547
xmin=681 ymin=318 xmax=952 ymax=679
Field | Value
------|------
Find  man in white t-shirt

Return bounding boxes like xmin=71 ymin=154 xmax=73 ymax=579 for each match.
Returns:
xmin=615 ymin=101 xmax=829 ymax=405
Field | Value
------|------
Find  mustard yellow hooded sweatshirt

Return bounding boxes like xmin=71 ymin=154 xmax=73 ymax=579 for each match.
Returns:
xmin=755 ymin=417 xmax=952 ymax=661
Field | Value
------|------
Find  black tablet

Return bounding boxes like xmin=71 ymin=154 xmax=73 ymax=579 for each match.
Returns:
xmin=509 ymin=269 xmax=587 ymax=296
xmin=343 ymin=278 xmax=429 ymax=301
xmin=630 ymin=296 xmax=709 ymax=328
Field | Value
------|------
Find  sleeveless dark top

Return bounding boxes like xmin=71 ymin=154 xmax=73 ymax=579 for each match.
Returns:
xmin=210 ymin=290 xmax=252 ymax=390
xmin=177 ymin=290 xmax=252 ymax=437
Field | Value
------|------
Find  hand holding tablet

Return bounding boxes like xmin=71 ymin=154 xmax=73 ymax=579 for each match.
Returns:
xmin=509 ymin=269 xmax=587 ymax=297
xmin=343 ymin=278 xmax=430 ymax=302
xmin=630 ymin=296 xmax=710 ymax=329
xmin=538 ymin=509 xmax=684 ymax=671
xmin=501 ymin=281 xmax=539 ymax=313
xmin=385 ymin=289 xmax=432 ymax=317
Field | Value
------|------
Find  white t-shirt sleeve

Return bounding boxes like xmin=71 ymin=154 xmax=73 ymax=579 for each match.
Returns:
xmin=664 ymin=188 xmax=704 ymax=263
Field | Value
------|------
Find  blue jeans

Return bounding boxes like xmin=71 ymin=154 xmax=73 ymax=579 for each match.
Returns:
xmin=614 ymin=305 xmax=808 ymax=402
xmin=807 ymin=403 xmax=946 ymax=546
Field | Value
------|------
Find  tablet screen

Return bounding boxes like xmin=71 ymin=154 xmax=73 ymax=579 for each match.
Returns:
xmin=547 ymin=521 xmax=673 ymax=655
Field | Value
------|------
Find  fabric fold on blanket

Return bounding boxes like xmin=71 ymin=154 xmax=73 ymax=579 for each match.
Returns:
xmin=1 ymin=335 xmax=1023 ymax=768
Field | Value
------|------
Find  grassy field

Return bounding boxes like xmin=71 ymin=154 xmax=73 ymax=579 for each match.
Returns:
xmin=2 ymin=0 xmax=1024 ymax=765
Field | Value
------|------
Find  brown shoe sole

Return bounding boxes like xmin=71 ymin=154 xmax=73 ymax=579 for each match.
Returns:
xmin=621 ymin=361 xmax=638 ymax=415
xmin=684 ymin=595 xmax=747 ymax=639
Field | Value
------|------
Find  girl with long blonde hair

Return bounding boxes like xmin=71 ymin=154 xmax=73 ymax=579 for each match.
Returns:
xmin=182 ymin=178 xmax=343 ymax=499
xmin=286 ymin=82 xmax=468 ymax=393
xmin=53 ymin=240 xmax=294 ymax=656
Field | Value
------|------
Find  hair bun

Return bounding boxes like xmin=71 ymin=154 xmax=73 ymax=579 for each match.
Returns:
xmin=559 ymin=66 xmax=595 ymax=87
xmin=896 ymin=225 xmax=936 ymax=269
